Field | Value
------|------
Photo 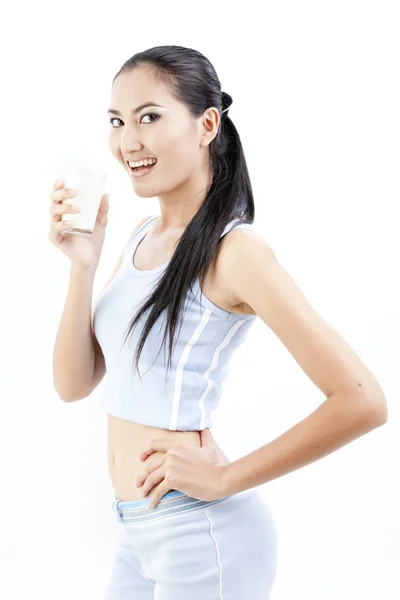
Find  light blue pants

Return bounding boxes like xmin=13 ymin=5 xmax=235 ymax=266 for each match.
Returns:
xmin=102 ymin=487 xmax=278 ymax=599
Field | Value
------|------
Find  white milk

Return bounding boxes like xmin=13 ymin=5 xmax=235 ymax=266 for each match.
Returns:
xmin=61 ymin=170 xmax=106 ymax=235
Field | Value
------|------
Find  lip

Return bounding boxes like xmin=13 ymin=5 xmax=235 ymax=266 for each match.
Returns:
xmin=128 ymin=162 xmax=157 ymax=178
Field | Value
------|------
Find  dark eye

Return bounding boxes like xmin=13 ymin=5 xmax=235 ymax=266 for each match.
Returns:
xmin=140 ymin=113 xmax=159 ymax=124
xmin=108 ymin=114 xmax=160 ymax=128
xmin=108 ymin=117 xmax=122 ymax=128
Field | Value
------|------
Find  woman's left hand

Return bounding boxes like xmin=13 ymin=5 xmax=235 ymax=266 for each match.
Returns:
xmin=134 ymin=429 xmax=228 ymax=509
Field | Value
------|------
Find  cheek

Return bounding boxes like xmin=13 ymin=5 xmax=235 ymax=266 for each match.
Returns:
xmin=159 ymin=132 xmax=197 ymax=173
xmin=158 ymin=122 xmax=195 ymax=156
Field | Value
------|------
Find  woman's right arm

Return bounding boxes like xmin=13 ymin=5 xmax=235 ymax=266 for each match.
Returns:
xmin=52 ymin=215 xmax=154 ymax=402
xmin=52 ymin=263 xmax=98 ymax=402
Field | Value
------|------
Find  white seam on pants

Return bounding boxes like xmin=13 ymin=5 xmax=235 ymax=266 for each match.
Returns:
xmin=205 ymin=508 xmax=223 ymax=599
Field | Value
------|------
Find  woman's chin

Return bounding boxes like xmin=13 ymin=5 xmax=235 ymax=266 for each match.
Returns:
xmin=130 ymin=183 xmax=159 ymax=199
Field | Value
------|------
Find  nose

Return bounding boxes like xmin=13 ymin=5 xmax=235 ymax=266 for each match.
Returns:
xmin=121 ymin=141 xmax=143 ymax=156
xmin=118 ymin=125 xmax=145 ymax=154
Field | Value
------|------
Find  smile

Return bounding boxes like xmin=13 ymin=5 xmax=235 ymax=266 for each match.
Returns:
xmin=128 ymin=162 xmax=157 ymax=178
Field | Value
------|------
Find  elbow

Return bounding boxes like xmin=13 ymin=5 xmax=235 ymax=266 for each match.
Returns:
xmin=354 ymin=379 xmax=388 ymax=426
xmin=360 ymin=390 xmax=388 ymax=427
xmin=342 ymin=382 xmax=388 ymax=429
xmin=370 ymin=398 xmax=388 ymax=426
xmin=60 ymin=394 xmax=75 ymax=403
xmin=58 ymin=391 xmax=76 ymax=403
xmin=53 ymin=381 xmax=73 ymax=403
xmin=60 ymin=391 xmax=88 ymax=403
xmin=55 ymin=387 xmax=83 ymax=403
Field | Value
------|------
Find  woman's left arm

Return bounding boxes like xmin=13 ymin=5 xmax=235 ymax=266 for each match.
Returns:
xmin=221 ymin=386 xmax=387 ymax=496
xmin=218 ymin=230 xmax=388 ymax=496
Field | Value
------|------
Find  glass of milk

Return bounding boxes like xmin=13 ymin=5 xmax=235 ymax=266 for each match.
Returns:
xmin=61 ymin=168 xmax=107 ymax=235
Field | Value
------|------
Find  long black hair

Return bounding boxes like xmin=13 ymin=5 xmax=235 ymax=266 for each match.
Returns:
xmin=115 ymin=45 xmax=255 ymax=385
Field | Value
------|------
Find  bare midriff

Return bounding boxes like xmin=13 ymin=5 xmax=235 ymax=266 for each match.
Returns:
xmin=107 ymin=416 xmax=202 ymax=501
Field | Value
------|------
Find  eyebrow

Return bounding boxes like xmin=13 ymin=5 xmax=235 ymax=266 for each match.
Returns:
xmin=107 ymin=102 xmax=163 ymax=116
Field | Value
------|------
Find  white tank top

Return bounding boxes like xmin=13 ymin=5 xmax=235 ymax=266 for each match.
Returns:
xmin=93 ymin=216 xmax=257 ymax=430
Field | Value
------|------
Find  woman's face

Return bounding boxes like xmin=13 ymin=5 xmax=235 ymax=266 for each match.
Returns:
xmin=108 ymin=66 xmax=213 ymax=199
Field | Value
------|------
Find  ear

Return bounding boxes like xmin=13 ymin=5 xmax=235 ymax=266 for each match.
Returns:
xmin=200 ymin=107 xmax=220 ymax=146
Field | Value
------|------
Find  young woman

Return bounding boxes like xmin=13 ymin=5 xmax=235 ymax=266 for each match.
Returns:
xmin=50 ymin=45 xmax=387 ymax=599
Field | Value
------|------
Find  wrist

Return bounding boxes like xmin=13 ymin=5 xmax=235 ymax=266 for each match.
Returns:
xmin=70 ymin=262 xmax=98 ymax=275
xmin=220 ymin=462 xmax=234 ymax=497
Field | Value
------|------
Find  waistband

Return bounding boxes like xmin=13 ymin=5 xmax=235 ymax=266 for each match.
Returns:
xmin=112 ymin=490 xmax=232 ymax=525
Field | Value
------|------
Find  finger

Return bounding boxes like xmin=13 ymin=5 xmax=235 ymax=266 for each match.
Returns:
xmin=49 ymin=179 xmax=64 ymax=203
xmin=52 ymin=218 xmax=73 ymax=234
xmin=99 ymin=193 xmax=109 ymax=211
xmin=141 ymin=465 xmax=166 ymax=498
xmin=139 ymin=439 xmax=171 ymax=460
xmin=48 ymin=218 xmax=73 ymax=243
xmin=138 ymin=441 xmax=157 ymax=460
xmin=50 ymin=202 xmax=79 ymax=219
xmin=148 ymin=483 xmax=170 ymax=510
xmin=53 ymin=179 xmax=63 ymax=192
xmin=134 ymin=456 xmax=165 ymax=488
xmin=51 ymin=187 xmax=77 ymax=205
xmin=49 ymin=212 xmax=74 ymax=234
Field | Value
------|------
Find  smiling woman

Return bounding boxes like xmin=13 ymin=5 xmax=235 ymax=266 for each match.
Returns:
xmin=52 ymin=43 xmax=386 ymax=600
xmin=86 ymin=43 xmax=284 ymax=599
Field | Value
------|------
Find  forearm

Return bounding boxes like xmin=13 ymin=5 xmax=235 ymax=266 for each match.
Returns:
xmin=53 ymin=262 xmax=98 ymax=401
xmin=221 ymin=390 xmax=387 ymax=496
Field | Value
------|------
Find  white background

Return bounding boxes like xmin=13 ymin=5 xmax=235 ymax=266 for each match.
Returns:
xmin=0 ymin=1 xmax=398 ymax=598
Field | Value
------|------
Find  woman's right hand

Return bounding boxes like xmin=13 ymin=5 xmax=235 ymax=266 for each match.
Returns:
xmin=48 ymin=179 xmax=110 ymax=269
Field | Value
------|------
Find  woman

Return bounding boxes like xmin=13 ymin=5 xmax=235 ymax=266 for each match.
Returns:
xmin=50 ymin=45 xmax=387 ymax=599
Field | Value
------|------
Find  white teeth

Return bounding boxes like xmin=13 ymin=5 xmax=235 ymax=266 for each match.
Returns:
xmin=128 ymin=158 xmax=157 ymax=168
